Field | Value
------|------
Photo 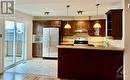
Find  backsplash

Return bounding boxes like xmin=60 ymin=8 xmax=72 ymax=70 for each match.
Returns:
xmin=62 ymin=35 xmax=105 ymax=45
xmin=107 ymin=39 xmax=124 ymax=48
xmin=62 ymin=35 xmax=124 ymax=48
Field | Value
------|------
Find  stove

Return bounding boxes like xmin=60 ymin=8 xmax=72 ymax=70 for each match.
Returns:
xmin=74 ymin=39 xmax=88 ymax=45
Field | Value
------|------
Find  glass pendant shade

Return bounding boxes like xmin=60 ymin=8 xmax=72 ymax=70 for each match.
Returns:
xmin=93 ymin=22 xmax=101 ymax=28
xmin=64 ymin=23 xmax=71 ymax=29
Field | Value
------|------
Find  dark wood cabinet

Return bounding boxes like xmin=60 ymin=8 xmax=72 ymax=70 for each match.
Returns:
xmin=43 ymin=20 xmax=61 ymax=27
xmin=58 ymin=48 xmax=123 ymax=80
xmin=74 ymin=21 xmax=90 ymax=30
xmin=88 ymin=19 xmax=106 ymax=36
xmin=61 ymin=21 xmax=75 ymax=36
xmin=33 ymin=21 xmax=43 ymax=35
xmin=32 ymin=43 xmax=42 ymax=57
xmin=33 ymin=20 xmax=61 ymax=28
xmin=61 ymin=20 xmax=106 ymax=36
xmin=106 ymin=9 xmax=123 ymax=40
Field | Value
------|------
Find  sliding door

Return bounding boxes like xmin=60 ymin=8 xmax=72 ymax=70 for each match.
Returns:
xmin=4 ymin=20 xmax=25 ymax=68
xmin=4 ymin=20 xmax=15 ymax=67
xmin=15 ymin=22 xmax=25 ymax=62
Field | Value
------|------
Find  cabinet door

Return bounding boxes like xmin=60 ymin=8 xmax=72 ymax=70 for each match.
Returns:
xmin=88 ymin=20 xmax=95 ymax=36
xmin=74 ymin=21 xmax=90 ymax=30
xmin=51 ymin=21 xmax=61 ymax=27
xmin=33 ymin=21 xmax=43 ymax=35
xmin=112 ymin=12 xmax=122 ymax=39
xmin=106 ymin=9 xmax=122 ymax=40
xmin=32 ymin=43 xmax=42 ymax=57
xmin=61 ymin=21 xmax=74 ymax=36
xmin=88 ymin=20 xmax=106 ymax=36
xmin=99 ymin=20 xmax=106 ymax=36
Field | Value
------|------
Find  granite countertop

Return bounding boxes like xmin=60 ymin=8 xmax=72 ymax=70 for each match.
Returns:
xmin=57 ymin=45 xmax=124 ymax=51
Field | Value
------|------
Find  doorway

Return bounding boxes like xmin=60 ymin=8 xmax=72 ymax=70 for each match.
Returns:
xmin=4 ymin=20 xmax=26 ymax=69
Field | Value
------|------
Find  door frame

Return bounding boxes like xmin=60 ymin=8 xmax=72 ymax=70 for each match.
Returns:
xmin=3 ymin=19 xmax=26 ymax=70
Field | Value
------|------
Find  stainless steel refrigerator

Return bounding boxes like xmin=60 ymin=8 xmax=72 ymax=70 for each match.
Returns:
xmin=42 ymin=28 xmax=59 ymax=59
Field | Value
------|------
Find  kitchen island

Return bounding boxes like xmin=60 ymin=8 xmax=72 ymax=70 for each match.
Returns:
xmin=57 ymin=45 xmax=124 ymax=80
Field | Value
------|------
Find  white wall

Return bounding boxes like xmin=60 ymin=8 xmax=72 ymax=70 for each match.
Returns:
xmin=0 ymin=11 xmax=33 ymax=73
xmin=0 ymin=18 xmax=3 ymax=73
xmin=124 ymin=0 xmax=130 ymax=80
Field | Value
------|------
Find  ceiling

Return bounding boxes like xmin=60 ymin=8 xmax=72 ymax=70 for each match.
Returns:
xmin=15 ymin=0 xmax=123 ymax=16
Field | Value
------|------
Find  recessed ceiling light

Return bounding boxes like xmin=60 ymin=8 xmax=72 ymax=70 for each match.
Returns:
xmin=77 ymin=10 xmax=83 ymax=15
xmin=44 ymin=12 xmax=50 ymax=15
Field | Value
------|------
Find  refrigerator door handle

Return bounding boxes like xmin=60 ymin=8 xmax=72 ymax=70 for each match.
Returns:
xmin=49 ymin=35 xmax=51 ymax=47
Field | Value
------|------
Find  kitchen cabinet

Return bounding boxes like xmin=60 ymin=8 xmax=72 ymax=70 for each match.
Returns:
xmin=32 ymin=43 xmax=42 ymax=57
xmin=43 ymin=20 xmax=61 ymax=27
xmin=61 ymin=21 xmax=90 ymax=36
xmin=106 ymin=9 xmax=123 ymax=39
xmin=74 ymin=21 xmax=90 ymax=30
xmin=61 ymin=20 xmax=106 ymax=36
xmin=58 ymin=48 xmax=123 ymax=80
xmin=88 ymin=19 xmax=106 ymax=36
xmin=61 ymin=21 xmax=75 ymax=36
xmin=33 ymin=21 xmax=43 ymax=35
xmin=33 ymin=20 xmax=61 ymax=32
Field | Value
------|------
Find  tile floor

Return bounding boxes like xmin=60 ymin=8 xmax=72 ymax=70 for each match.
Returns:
xmin=0 ymin=58 xmax=75 ymax=80
xmin=5 ymin=58 xmax=57 ymax=77
xmin=0 ymin=72 xmax=71 ymax=80
xmin=4 ymin=56 xmax=22 ymax=67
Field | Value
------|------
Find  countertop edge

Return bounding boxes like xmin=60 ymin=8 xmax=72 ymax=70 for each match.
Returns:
xmin=57 ymin=45 xmax=124 ymax=51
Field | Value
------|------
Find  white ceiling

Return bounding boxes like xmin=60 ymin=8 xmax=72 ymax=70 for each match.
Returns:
xmin=15 ymin=0 xmax=123 ymax=16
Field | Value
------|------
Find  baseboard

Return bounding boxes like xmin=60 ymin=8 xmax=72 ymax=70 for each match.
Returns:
xmin=42 ymin=57 xmax=58 ymax=60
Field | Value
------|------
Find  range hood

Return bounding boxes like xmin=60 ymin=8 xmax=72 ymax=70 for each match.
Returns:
xmin=73 ymin=29 xmax=89 ymax=41
xmin=74 ymin=29 xmax=87 ymax=33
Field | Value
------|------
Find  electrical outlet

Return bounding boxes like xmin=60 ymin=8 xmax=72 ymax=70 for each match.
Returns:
xmin=128 ymin=3 xmax=130 ymax=8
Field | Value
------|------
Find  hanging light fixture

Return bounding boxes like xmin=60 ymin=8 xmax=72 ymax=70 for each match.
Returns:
xmin=93 ymin=4 xmax=101 ymax=29
xmin=64 ymin=5 xmax=71 ymax=29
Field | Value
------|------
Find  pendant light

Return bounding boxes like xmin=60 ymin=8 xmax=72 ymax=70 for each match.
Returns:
xmin=64 ymin=5 xmax=71 ymax=29
xmin=93 ymin=4 xmax=101 ymax=29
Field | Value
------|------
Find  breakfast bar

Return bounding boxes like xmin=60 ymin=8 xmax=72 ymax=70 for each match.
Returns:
xmin=57 ymin=45 xmax=124 ymax=80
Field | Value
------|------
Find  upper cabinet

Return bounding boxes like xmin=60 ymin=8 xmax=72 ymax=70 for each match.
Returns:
xmin=106 ymin=9 xmax=123 ymax=40
xmin=61 ymin=21 xmax=75 ymax=36
xmin=61 ymin=20 xmax=106 ymax=36
xmin=74 ymin=21 xmax=90 ymax=30
xmin=33 ymin=20 xmax=61 ymax=35
xmin=88 ymin=19 xmax=106 ymax=36
xmin=43 ymin=20 xmax=61 ymax=27
xmin=33 ymin=21 xmax=43 ymax=35
xmin=33 ymin=20 xmax=106 ymax=36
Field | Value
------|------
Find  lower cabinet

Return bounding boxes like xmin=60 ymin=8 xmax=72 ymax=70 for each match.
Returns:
xmin=58 ymin=48 xmax=123 ymax=80
xmin=32 ymin=43 xmax=42 ymax=57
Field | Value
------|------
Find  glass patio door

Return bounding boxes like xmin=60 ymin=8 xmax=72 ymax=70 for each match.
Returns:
xmin=4 ymin=20 xmax=25 ymax=68
xmin=4 ymin=20 xmax=15 ymax=68
xmin=15 ymin=22 xmax=25 ymax=62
